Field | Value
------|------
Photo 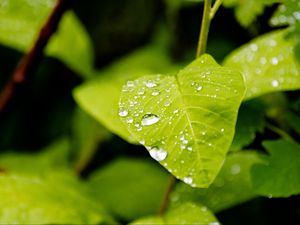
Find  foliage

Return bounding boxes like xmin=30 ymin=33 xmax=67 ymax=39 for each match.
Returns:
xmin=0 ymin=0 xmax=300 ymax=224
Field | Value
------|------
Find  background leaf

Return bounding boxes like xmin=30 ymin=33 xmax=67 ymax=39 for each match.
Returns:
xmin=87 ymin=157 xmax=169 ymax=221
xmin=0 ymin=0 xmax=94 ymax=78
xmin=251 ymin=139 xmax=300 ymax=197
xmin=224 ymin=29 xmax=300 ymax=99
xmin=130 ymin=202 xmax=219 ymax=225
xmin=170 ymin=151 xmax=264 ymax=212
xmin=119 ymin=54 xmax=245 ymax=187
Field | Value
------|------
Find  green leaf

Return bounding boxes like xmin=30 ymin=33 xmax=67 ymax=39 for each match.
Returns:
xmin=119 ymin=54 xmax=245 ymax=187
xmin=285 ymin=111 xmax=300 ymax=135
xmin=251 ymin=139 xmax=300 ymax=197
xmin=170 ymin=151 xmax=264 ymax=212
xmin=73 ymin=44 xmax=179 ymax=143
xmin=230 ymin=103 xmax=265 ymax=151
xmin=0 ymin=0 xmax=94 ymax=78
xmin=223 ymin=0 xmax=280 ymax=27
xmin=224 ymin=29 xmax=300 ymax=99
xmin=87 ymin=157 xmax=169 ymax=221
xmin=0 ymin=139 xmax=71 ymax=174
xmin=130 ymin=202 xmax=219 ymax=225
xmin=0 ymin=173 xmax=115 ymax=224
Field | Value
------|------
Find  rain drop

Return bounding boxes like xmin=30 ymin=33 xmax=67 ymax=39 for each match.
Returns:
xmin=126 ymin=80 xmax=135 ymax=87
xmin=149 ymin=147 xmax=167 ymax=161
xmin=141 ymin=113 xmax=160 ymax=126
xmin=151 ymin=90 xmax=160 ymax=96
xmin=183 ymin=176 xmax=193 ymax=185
xmin=231 ymin=164 xmax=241 ymax=175
xmin=126 ymin=117 xmax=133 ymax=123
xmin=164 ymin=101 xmax=171 ymax=107
xmin=196 ymin=85 xmax=203 ymax=91
xmin=220 ymin=128 xmax=225 ymax=132
xmin=271 ymin=80 xmax=279 ymax=87
xmin=145 ymin=81 xmax=157 ymax=88
xmin=271 ymin=57 xmax=279 ymax=65
xmin=137 ymin=90 xmax=145 ymax=95
xmin=119 ymin=108 xmax=128 ymax=117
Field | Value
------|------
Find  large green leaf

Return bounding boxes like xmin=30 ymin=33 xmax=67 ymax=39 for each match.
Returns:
xmin=73 ymin=44 xmax=179 ymax=143
xmin=0 ymin=0 xmax=94 ymax=78
xmin=170 ymin=151 xmax=264 ymax=212
xmin=87 ymin=157 xmax=169 ymax=221
xmin=130 ymin=202 xmax=219 ymax=225
xmin=224 ymin=29 xmax=300 ymax=99
xmin=119 ymin=54 xmax=245 ymax=187
xmin=251 ymin=139 xmax=300 ymax=197
xmin=0 ymin=173 xmax=114 ymax=224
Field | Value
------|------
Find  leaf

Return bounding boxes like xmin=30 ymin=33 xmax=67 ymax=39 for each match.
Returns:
xmin=73 ymin=44 xmax=179 ymax=143
xmin=224 ymin=29 xmax=300 ymax=100
xmin=251 ymin=139 xmax=300 ymax=197
xmin=130 ymin=202 xmax=219 ymax=225
xmin=223 ymin=0 xmax=279 ymax=27
xmin=170 ymin=151 xmax=264 ymax=212
xmin=0 ymin=139 xmax=71 ymax=174
xmin=285 ymin=111 xmax=300 ymax=135
xmin=0 ymin=0 xmax=94 ymax=78
xmin=230 ymin=103 xmax=265 ymax=151
xmin=0 ymin=173 xmax=115 ymax=224
xmin=119 ymin=54 xmax=245 ymax=187
xmin=87 ymin=157 xmax=169 ymax=221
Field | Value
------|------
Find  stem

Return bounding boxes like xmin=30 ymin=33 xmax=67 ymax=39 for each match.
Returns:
xmin=159 ymin=175 xmax=176 ymax=215
xmin=266 ymin=122 xmax=296 ymax=143
xmin=210 ymin=0 xmax=223 ymax=19
xmin=0 ymin=0 xmax=72 ymax=112
xmin=196 ymin=0 xmax=212 ymax=57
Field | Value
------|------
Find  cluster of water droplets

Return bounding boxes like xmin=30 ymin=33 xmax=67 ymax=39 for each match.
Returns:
xmin=270 ymin=2 xmax=300 ymax=26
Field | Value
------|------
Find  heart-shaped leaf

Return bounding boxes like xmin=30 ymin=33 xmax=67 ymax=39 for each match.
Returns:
xmin=119 ymin=54 xmax=245 ymax=187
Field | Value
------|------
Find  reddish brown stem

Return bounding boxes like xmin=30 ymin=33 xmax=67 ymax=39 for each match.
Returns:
xmin=0 ymin=0 xmax=72 ymax=112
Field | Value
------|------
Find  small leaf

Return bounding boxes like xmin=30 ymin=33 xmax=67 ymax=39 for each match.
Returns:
xmin=119 ymin=54 xmax=245 ymax=187
xmin=0 ymin=0 xmax=94 ymax=78
xmin=224 ymin=29 xmax=300 ymax=99
xmin=230 ymin=103 xmax=265 ymax=151
xmin=0 ymin=173 xmax=115 ymax=224
xmin=171 ymin=151 xmax=264 ymax=212
xmin=130 ymin=202 xmax=219 ymax=225
xmin=73 ymin=45 xmax=179 ymax=143
xmin=87 ymin=157 xmax=169 ymax=221
xmin=251 ymin=139 xmax=300 ymax=197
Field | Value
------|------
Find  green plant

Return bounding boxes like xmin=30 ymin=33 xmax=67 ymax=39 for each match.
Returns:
xmin=0 ymin=0 xmax=300 ymax=224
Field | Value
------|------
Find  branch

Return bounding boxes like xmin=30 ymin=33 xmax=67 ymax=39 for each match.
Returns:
xmin=159 ymin=175 xmax=177 ymax=215
xmin=0 ymin=0 xmax=72 ymax=112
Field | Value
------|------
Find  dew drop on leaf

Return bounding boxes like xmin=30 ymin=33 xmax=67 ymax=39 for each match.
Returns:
xmin=118 ymin=108 xmax=128 ymax=117
xmin=126 ymin=117 xmax=133 ymax=123
xmin=230 ymin=164 xmax=241 ymax=175
xmin=144 ymin=81 xmax=157 ymax=88
xmin=148 ymin=147 xmax=167 ymax=161
xmin=141 ymin=113 xmax=160 ymax=126
xmin=271 ymin=80 xmax=279 ymax=87
xmin=183 ymin=176 xmax=193 ymax=185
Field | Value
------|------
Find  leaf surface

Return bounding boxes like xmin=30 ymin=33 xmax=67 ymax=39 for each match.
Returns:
xmin=119 ymin=54 xmax=245 ymax=187
xmin=171 ymin=151 xmax=264 ymax=212
xmin=130 ymin=202 xmax=219 ymax=225
xmin=251 ymin=139 xmax=300 ymax=197
xmin=224 ymin=29 xmax=300 ymax=99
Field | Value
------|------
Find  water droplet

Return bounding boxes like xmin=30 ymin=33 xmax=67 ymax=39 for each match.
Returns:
xmin=220 ymin=128 xmax=225 ymax=132
xmin=149 ymin=147 xmax=167 ymax=161
xmin=231 ymin=164 xmax=241 ymax=175
xmin=119 ymin=108 xmax=128 ymax=117
xmin=201 ymin=131 xmax=206 ymax=136
xmin=141 ymin=113 xmax=160 ymax=126
xmin=126 ymin=117 xmax=133 ymax=123
xmin=271 ymin=80 xmax=279 ymax=87
xmin=151 ymin=90 xmax=160 ymax=96
xmin=139 ymin=140 xmax=145 ymax=145
xmin=268 ymin=194 xmax=273 ymax=199
xmin=271 ymin=57 xmax=279 ymax=65
xmin=183 ymin=176 xmax=193 ymax=185
xmin=164 ymin=101 xmax=171 ymax=107
xmin=196 ymin=86 xmax=203 ymax=91
xmin=137 ymin=90 xmax=145 ymax=95
xmin=180 ymin=145 xmax=186 ymax=150
xmin=187 ymin=146 xmax=193 ymax=151
xmin=201 ymin=207 xmax=207 ymax=212
xmin=260 ymin=57 xmax=267 ymax=65
xmin=209 ymin=222 xmax=220 ymax=225
xmin=127 ymin=80 xmax=135 ymax=87
xmin=250 ymin=43 xmax=258 ymax=52
xmin=173 ymin=109 xmax=179 ymax=114
xmin=145 ymin=81 xmax=157 ymax=88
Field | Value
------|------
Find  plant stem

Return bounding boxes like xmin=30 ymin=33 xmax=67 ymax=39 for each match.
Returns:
xmin=0 ymin=0 xmax=72 ymax=113
xmin=196 ymin=0 xmax=212 ymax=57
xmin=159 ymin=175 xmax=176 ymax=215
xmin=266 ymin=122 xmax=296 ymax=143
xmin=210 ymin=0 xmax=223 ymax=19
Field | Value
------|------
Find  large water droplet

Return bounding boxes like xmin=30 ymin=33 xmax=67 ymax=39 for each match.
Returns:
xmin=119 ymin=108 xmax=128 ymax=117
xmin=183 ymin=176 xmax=193 ymax=185
xmin=141 ymin=113 xmax=160 ymax=126
xmin=148 ymin=147 xmax=167 ymax=161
